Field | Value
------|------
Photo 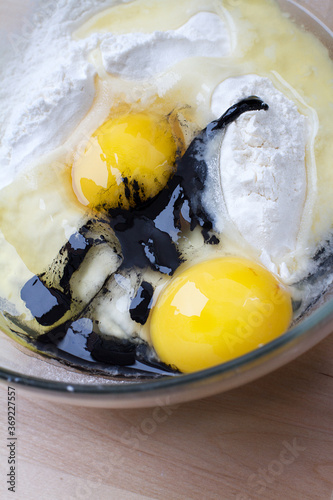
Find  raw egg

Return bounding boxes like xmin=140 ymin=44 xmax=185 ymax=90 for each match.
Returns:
xmin=72 ymin=111 xmax=180 ymax=211
xmin=150 ymin=257 xmax=292 ymax=373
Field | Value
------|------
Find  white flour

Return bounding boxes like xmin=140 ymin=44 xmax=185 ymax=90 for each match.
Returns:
xmin=0 ymin=3 xmax=231 ymax=191
xmin=100 ymin=12 xmax=231 ymax=79
xmin=0 ymin=0 xmax=110 ymax=190
xmin=208 ymin=75 xmax=314 ymax=277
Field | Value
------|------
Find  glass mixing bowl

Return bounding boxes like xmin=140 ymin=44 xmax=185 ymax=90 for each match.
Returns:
xmin=0 ymin=0 xmax=332 ymax=408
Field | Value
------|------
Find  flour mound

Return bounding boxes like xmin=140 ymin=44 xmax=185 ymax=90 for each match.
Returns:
xmin=100 ymin=12 xmax=231 ymax=79
xmin=209 ymin=75 xmax=309 ymax=274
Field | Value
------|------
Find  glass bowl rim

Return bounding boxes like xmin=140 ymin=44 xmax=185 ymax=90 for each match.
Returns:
xmin=1 ymin=296 xmax=333 ymax=396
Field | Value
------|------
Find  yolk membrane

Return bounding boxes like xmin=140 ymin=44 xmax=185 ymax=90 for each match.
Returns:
xmin=150 ymin=257 xmax=293 ymax=373
xmin=72 ymin=111 xmax=180 ymax=211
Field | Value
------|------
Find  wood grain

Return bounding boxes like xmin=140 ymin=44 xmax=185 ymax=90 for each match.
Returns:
xmin=0 ymin=333 xmax=332 ymax=500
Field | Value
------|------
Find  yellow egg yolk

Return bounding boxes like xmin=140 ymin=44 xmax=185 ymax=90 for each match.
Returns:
xmin=150 ymin=257 xmax=293 ymax=373
xmin=72 ymin=111 xmax=180 ymax=211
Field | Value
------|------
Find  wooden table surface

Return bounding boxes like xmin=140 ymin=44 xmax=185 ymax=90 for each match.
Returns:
xmin=0 ymin=333 xmax=332 ymax=500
